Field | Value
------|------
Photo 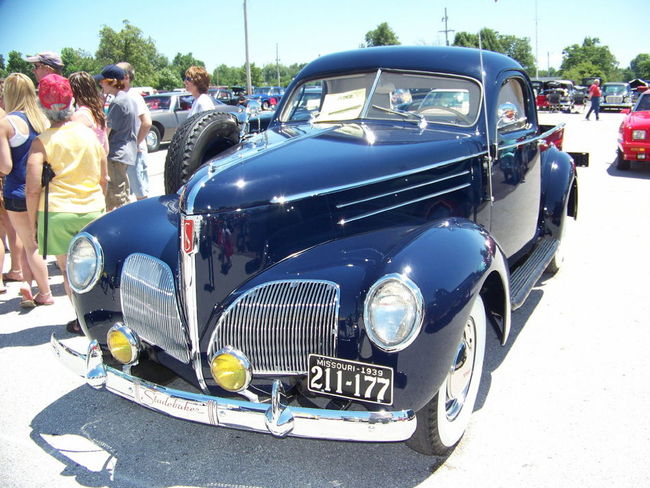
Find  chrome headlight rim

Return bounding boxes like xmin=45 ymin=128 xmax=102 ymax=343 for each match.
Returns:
xmin=209 ymin=346 xmax=252 ymax=393
xmin=363 ymin=273 xmax=424 ymax=353
xmin=67 ymin=232 xmax=103 ymax=294
xmin=106 ymin=323 xmax=141 ymax=365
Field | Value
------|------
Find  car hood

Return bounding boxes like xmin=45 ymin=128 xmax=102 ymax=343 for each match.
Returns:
xmin=627 ymin=110 xmax=650 ymax=129
xmin=180 ymin=122 xmax=482 ymax=215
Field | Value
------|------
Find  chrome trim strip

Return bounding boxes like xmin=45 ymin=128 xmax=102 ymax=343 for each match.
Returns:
xmin=336 ymin=170 xmax=471 ymax=208
xmin=360 ymin=69 xmax=383 ymax=116
xmin=271 ymin=152 xmax=485 ymax=205
xmin=181 ymin=214 xmax=208 ymax=391
xmin=339 ymin=183 xmax=471 ymax=224
xmin=498 ymin=123 xmax=566 ymax=152
xmin=51 ymin=334 xmax=416 ymax=443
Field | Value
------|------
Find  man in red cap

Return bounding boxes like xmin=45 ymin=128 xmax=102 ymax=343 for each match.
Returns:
xmin=24 ymin=52 xmax=64 ymax=82
xmin=26 ymin=74 xmax=107 ymax=333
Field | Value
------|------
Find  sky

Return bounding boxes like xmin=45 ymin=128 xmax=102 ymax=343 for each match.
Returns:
xmin=0 ymin=0 xmax=647 ymax=76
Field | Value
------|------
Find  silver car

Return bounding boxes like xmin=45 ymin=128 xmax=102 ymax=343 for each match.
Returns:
xmin=145 ymin=92 xmax=245 ymax=151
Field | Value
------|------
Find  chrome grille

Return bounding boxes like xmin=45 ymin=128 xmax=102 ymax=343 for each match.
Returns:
xmin=606 ymin=96 xmax=623 ymax=104
xmin=209 ymin=280 xmax=339 ymax=375
xmin=120 ymin=253 xmax=190 ymax=363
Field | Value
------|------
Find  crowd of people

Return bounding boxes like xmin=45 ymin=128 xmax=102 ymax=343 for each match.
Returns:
xmin=0 ymin=51 xmax=213 ymax=334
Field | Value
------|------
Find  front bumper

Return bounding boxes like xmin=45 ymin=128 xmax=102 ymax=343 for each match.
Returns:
xmin=51 ymin=334 xmax=416 ymax=442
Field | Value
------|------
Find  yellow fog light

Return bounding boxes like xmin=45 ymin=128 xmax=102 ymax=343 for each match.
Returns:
xmin=210 ymin=347 xmax=251 ymax=392
xmin=107 ymin=324 xmax=141 ymax=364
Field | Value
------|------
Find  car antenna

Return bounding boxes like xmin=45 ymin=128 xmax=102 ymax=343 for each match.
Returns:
xmin=479 ymin=31 xmax=494 ymax=205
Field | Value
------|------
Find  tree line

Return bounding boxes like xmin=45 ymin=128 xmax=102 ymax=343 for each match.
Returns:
xmin=1 ymin=20 xmax=649 ymax=91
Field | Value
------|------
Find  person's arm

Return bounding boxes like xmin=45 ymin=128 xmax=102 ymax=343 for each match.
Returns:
xmin=0 ymin=118 xmax=13 ymax=176
xmin=136 ymin=111 xmax=152 ymax=148
xmin=100 ymin=151 xmax=108 ymax=195
xmin=26 ymin=137 xmax=46 ymax=235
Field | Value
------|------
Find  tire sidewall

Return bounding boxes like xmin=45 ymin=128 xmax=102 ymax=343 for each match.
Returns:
xmin=435 ymin=294 xmax=486 ymax=448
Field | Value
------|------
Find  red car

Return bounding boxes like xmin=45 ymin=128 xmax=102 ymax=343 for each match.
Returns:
xmin=617 ymin=92 xmax=650 ymax=170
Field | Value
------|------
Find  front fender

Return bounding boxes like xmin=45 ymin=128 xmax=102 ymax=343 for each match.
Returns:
xmin=204 ymin=218 xmax=508 ymax=411
xmin=540 ymin=146 xmax=577 ymax=238
xmin=71 ymin=195 xmax=181 ymax=340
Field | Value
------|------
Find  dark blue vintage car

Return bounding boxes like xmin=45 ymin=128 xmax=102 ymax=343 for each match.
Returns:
xmin=53 ymin=46 xmax=581 ymax=456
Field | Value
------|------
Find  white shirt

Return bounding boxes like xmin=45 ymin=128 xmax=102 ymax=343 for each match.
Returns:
xmin=189 ymin=93 xmax=215 ymax=117
xmin=126 ymin=88 xmax=150 ymax=153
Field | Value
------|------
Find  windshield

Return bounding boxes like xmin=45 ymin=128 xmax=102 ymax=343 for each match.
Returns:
xmin=634 ymin=94 xmax=650 ymax=112
xmin=280 ymin=70 xmax=482 ymax=127
xmin=603 ymin=84 xmax=627 ymax=96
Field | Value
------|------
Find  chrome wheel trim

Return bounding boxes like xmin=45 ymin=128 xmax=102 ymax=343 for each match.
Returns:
xmin=445 ymin=318 xmax=477 ymax=421
xmin=146 ymin=130 xmax=158 ymax=147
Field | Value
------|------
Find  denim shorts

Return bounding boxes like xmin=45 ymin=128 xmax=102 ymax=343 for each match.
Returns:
xmin=3 ymin=196 xmax=27 ymax=212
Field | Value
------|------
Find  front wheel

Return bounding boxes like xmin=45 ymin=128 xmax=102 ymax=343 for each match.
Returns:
xmin=146 ymin=125 xmax=161 ymax=152
xmin=616 ymin=149 xmax=630 ymax=170
xmin=407 ymin=295 xmax=486 ymax=455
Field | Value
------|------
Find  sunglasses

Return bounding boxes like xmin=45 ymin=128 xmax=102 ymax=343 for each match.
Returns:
xmin=32 ymin=63 xmax=45 ymax=70
xmin=184 ymin=77 xmax=192 ymax=82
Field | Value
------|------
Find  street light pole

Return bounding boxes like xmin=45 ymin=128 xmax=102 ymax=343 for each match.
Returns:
xmin=243 ymin=0 xmax=252 ymax=95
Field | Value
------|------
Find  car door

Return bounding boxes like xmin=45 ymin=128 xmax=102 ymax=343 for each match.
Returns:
xmin=489 ymin=76 xmax=541 ymax=260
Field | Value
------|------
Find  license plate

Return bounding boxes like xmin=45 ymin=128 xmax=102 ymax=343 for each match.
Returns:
xmin=307 ymin=354 xmax=393 ymax=405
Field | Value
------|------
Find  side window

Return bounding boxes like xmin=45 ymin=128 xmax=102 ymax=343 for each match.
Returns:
xmin=496 ymin=78 xmax=528 ymax=133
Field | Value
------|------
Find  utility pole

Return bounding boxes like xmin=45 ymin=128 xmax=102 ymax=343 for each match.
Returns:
xmin=243 ymin=0 xmax=252 ymax=95
xmin=439 ymin=7 xmax=454 ymax=46
xmin=276 ymin=43 xmax=280 ymax=87
xmin=535 ymin=0 xmax=539 ymax=78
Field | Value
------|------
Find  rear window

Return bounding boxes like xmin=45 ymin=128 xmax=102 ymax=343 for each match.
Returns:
xmin=145 ymin=96 xmax=172 ymax=111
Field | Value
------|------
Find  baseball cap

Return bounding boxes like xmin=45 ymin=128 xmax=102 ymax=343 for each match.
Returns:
xmin=94 ymin=64 xmax=126 ymax=82
xmin=24 ymin=51 xmax=64 ymax=70
xmin=38 ymin=74 xmax=73 ymax=110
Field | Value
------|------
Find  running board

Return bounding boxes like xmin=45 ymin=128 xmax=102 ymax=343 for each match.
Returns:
xmin=510 ymin=238 xmax=559 ymax=309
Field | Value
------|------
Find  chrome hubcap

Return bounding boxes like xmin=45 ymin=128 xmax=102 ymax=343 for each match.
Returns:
xmin=445 ymin=317 xmax=476 ymax=421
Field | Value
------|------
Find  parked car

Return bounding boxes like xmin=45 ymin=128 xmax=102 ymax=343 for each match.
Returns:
xmin=145 ymin=92 xmax=247 ymax=151
xmin=539 ymin=80 xmax=577 ymax=112
xmin=247 ymin=85 xmax=284 ymax=110
xmin=600 ymin=82 xmax=633 ymax=111
xmin=616 ymin=91 xmax=650 ymax=170
xmin=52 ymin=46 xmax=585 ymax=457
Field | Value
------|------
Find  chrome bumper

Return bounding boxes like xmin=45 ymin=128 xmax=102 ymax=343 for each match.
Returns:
xmin=51 ymin=334 xmax=416 ymax=442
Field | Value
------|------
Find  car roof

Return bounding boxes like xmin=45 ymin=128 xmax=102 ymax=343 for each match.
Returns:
xmin=295 ymin=46 xmax=523 ymax=84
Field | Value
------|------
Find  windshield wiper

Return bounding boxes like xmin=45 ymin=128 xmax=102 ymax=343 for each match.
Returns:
xmin=371 ymin=105 xmax=427 ymax=128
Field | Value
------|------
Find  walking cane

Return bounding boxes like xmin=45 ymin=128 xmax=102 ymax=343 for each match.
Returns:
xmin=41 ymin=162 xmax=55 ymax=259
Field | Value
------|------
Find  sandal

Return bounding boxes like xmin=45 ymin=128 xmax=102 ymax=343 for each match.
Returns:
xmin=0 ymin=285 xmax=7 ymax=295
xmin=34 ymin=292 xmax=55 ymax=306
xmin=66 ymin=319 xmax=84 ymax=335
xmin=19 ymin=286 xmax=35 ymax=307
xmin=3 ymin=271 xmax=23 ymax=282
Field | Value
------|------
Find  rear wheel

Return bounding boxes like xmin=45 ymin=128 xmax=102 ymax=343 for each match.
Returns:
xmin=616 ymin=149 xmax=630 ymax=170
xmin=407 ymin=295 xmax=486 ymax=455
xmin=164 ymin=110 xmax=239 ymax=194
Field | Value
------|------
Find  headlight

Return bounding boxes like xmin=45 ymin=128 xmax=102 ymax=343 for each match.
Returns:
xmin=632 ymin=130 xmax=646 ymax=140
xmin=210 ymin=347 xmax=252 ymax=392
xmin=107 ymin=324 xmax=141 ymax=364
xmin=363 ymin=273 xmax=424 ymax=352
xmin=67 ymin=232 xmax=103 ymax=294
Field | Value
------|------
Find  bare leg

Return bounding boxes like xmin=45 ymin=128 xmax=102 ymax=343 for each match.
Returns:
xmin=0 ymin=207 xmax=23 ymax=280
xmin=7 ymin=210 xmax=51 ymax=302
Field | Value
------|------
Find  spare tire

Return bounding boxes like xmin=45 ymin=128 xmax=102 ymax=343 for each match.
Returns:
xmin=164 ymin=110 xmax=240 ymax=194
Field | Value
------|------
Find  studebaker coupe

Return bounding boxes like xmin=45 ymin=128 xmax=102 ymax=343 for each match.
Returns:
xmin=617 ymin=91 xmax=650 ymax=170
xmin=52 ymin=46 xmax=581 ymax=455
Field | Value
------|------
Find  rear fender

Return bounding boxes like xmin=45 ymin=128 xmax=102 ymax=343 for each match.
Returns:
xmin=540 ymin=146 xmax=577 ymax=238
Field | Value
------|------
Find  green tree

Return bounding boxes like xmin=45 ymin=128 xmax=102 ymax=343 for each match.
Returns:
xmin=629 ymin=53 xmax=650 ymax=79
xmin=0 ymin=54 xmax=6 ymax=78
xmin=213 ymin=64 xmax=241 ymax=86
xmin=156 ymin=67 xmax=182 ymax=91
xmin=560 ymin=37 xmax=618 ymax=81
xmin=561 ymin=61 xmax=604 ymax=84
xmin=171 ymin=52 xmax=205 ymax=81
xmin=61 ymin=48 xmax=100 ymax=77
xmin=364 ymin=22 xmax=400 ymax=47
xmin=6 ymin=50 xmax=35 ymax=82
xmin=95 ymin=20 xmax=160 ymax=87
xmin=453 ymin=29 xmax=534 ymax=74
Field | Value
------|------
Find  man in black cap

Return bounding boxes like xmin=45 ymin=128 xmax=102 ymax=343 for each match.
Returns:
xmin=24 ymin=52 xmax=64 ymax=82
xmin=94 ymin=64 xmax=138 ymax=210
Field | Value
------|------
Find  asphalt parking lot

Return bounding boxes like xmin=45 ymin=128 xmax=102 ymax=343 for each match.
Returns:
xmin=1 ymin=109 xmax=650 ymax=488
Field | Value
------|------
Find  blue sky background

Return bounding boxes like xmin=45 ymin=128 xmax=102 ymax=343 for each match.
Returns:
xmin=0 ymin=0 xmax=647 ymax=73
